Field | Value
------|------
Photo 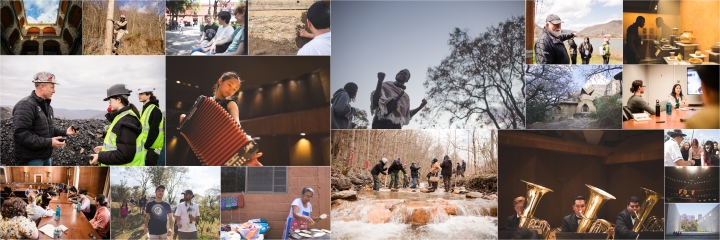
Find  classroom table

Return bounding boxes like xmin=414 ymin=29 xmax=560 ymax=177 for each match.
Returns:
xmin=623 ymin=108 xmax=698 ymax=129
xmin=38 ymin=202 xmax=100 ymax=239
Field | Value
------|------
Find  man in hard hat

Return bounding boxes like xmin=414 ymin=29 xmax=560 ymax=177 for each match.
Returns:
xmin=109 ymin=12 xmax=129 ymax=54
xmin=137 ymin=86 xmax=164 ymax=166
xmin=89 ymin=84 xmax=145 ymax=166
xmin=12 ymin=72 xmax=79 ymax=166
xmin=370 ymin=158 xmax=389 ymax=191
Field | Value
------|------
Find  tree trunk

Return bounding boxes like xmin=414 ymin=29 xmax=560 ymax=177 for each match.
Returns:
xmin=104 ymin=0 xmax=115 ymax=55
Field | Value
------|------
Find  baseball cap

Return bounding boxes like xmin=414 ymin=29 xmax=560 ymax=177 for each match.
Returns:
xmin=181 ymin=190 xmax=194 ymax=195
xmin=155 ymin=185 xmax=165 ymax=191
xmin=546 ymin=14 xmax=564 ymax=24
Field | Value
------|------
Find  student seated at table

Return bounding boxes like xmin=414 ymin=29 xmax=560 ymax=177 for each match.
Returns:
xmin=90 ymin=194 xmax=111 ymax=239
xmin=79 ymin=190 xmax=96 ymax=220
xmin=627 ymin=80 xmax=656 ymax=114
xmin=26 ymin=192 xmax=54 ymax=223
xmin=68 ymin=186 xmax=78 ymax=202
xmin=686 ymin=65 xmax=719 ymax=129
xmin=0 ymin=197 xmax=39 ymax=239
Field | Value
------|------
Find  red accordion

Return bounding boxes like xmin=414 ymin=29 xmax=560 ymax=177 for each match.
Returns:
xmin=178 ymin=96 xmax=259 ymax=166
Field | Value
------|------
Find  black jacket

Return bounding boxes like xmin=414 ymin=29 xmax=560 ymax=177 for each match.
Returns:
xmin=440 ymin=159 xmax=453 ymax=176
xmin=568 ymin=38 xmax=578 ymax=55
xmin=370 ymin=161 xmax=387 ymax=175
xmin=561 ymin=213 xmax=580 ymax=232
xmin=410 ymin=165 xmax=421 ymax=178
xmin=12 ymin=90 xmax=67 ymax=163
xmin=615 ymin=209 xmax=638 ymax=239
xmin=141 ymin=100 xmax=163 ymax=150
xmin=534 ymin=27 xmax=575 ymax=64
xmin=388 ymin=162 xmax=406 ymax=175
xmin=579 ymin=42 xmax=594 ymax=59
xmin=98 ymin=105 xmax=142 ymax=165
xmin=461 ymin=161 xmax=466 ymax=170
xmin=506 ymin=214 xmax=520 ymax=229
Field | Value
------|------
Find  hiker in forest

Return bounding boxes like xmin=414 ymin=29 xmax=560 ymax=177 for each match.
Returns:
xmin=440 ymin=155 xmax=453 ymax=192
xmin=428 ymin=158 xmax=441 ymax=192
xmin=370 ymin=158 xmax=389 ymax=191
xmin=409 ymin=162 xmax=421 ymax=188
xmin=388 ymin=158 xmax=407 ymax=189
xmin=370 ymin=70 xmax=427 ymax=129
xmin=110 ymin=12 xmax=129 ymax=54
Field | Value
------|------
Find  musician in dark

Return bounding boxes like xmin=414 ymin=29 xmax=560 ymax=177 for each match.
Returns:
xmin=506 ymin=196 xmax=525 ymax=228
xmin=615 ymin=196 xmax=640 ymax=239
xmin=561 ymin=196 xmax=586 ymax=232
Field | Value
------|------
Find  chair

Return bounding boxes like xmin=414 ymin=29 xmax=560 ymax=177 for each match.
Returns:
xmin=622 ymin=106 xmax=633 ymax=121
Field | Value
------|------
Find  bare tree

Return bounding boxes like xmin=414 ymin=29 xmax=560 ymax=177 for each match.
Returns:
xmin=525 ymin=65 xmax=577 ymax=125
xmin=126 ymin=167 xmax=152 ymax=200
xmin=421 ymin=16 xmax=526 ymax=129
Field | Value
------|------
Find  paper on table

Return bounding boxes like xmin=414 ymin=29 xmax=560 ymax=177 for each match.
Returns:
xmin=58 ymin=225 xmax=69 ymax=231
xmin=38 ymin=224 xmax=55 ymax=237
xmin=632 ymin=113 xmax=651 ymax=121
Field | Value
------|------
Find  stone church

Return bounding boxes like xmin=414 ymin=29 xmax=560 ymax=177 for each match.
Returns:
xmin=551 ymin=80 xmax=621 ymax=121
xmin=1 ymin=0 xmax=82 ymax=55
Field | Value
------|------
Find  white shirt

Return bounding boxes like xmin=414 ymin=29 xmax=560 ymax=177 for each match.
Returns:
xmin=215 ymin=25 xmax=234 ymax=43
xmin=174 ymin=202 xmax=200 ymax=232
xmin=664 ymin=139 xmax=683 ymax=166
xmin=288 ymin=198 xmax=312 ymax=219
xmin=298 ymin=31 xmax=331 ymax=55
xmin=27 ymin=203 xmax=54 ymax=221
xmin=81 ymin=196 xmax=91 ymax=212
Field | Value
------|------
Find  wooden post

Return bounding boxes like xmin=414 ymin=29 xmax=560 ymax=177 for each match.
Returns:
xmin=104 ymin=0 xmax=115 ymax=55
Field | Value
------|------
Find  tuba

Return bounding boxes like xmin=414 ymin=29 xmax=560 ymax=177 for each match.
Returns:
xmin=577 ymin=184 xmax=616 ymax=233
xmin=518 ymin=180 xmax=554 ymax=239
xmin=632 ymin=187 xmax=664 ymax=232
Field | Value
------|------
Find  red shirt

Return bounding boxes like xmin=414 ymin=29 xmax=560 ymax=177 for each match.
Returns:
xmin=92 ymin=206 xmax=111 ymax=237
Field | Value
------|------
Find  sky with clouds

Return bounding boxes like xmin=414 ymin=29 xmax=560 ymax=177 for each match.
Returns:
xmin=110 ymin=167 xmax=220 ymax=196
xmin=665 ymin=129 xmax=720 ymax=143
xmin=676 ymin=203 xmax=719 ymax=220
xmin=534 ymin=0 xmax=623 ymax=32
xmin=24 ymin=0 xmax=59 ymax=24
xmin=0 ymin=56 xmax=166 ymax=111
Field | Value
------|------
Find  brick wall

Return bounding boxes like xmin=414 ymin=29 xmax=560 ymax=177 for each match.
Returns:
xmin=221 ymin=167 xmax=330 ymax=239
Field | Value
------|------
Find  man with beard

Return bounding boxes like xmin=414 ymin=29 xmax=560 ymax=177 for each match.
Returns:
xmin=535 ymin=14 xmax=578 ymax=64
xmin=175 ymin=190 xmax=200 ymax=239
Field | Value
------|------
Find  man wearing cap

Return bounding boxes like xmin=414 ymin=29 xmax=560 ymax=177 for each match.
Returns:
xmin=409 ymin=162 xmax=421 ymax=188
xmin=13 ymin=72 xmax=79 ymax=166
xmin=110 ymin=12 xmax=129 ymax=53
xmin=175 ymin=190 xmax=200 ymax=239
xmin=145 ymin=185 xmax=173 ymax=239
xmin=665 ymin=130 xmax=695 ymax=166
xmin=534 ymin=14 xmax=578 ymax=64
xmin=138 ymin=86 xmax=165 ymax=166
xmin=89 ymin=84 xmax=145 ymax=166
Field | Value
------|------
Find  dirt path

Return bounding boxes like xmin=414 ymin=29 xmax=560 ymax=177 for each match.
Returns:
xmin=528 ymin=118 xmax=602 ymax=129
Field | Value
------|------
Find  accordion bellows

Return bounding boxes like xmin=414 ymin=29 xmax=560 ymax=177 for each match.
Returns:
xmin=178 ymin=96 xmax=259 ymax=165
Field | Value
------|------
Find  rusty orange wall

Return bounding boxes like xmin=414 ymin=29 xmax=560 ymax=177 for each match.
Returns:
xmin=221 ymin=167 xmax=330 ymax=239
xmin=680 ymin=0 xmax=720 ymax=51
xmin=623 ymin=13 xmax=681 ymax=38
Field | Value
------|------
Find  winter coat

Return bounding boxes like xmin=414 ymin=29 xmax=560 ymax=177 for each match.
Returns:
xmin=410 ymin=165 xmax=421 ymax=178
xmin=331 ymin=88 xmax=355 ymax=129
xmin=97 ymin=105 xmax=142 ymax=165
xmin=535 ymin=27 xmax=575 ymax=64
xmin=388 ymin=162 xmax=406 ymax=175
xmin=579 ymin=41 xmax=594 ymax=60
xmin=12 ymin=90 xmax=67 ymax=163
xmin=440 ymin=158 xmax=453 ymax=176
xmin=370 ymin=161 xmax=387 ymax=175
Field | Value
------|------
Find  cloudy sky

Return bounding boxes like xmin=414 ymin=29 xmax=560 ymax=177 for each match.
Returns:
xmin=0 ymin=56 xmax=166 ymax=111
xmin=676 ymin=203 xmax=719 ymax=220
xmin=110 ymin=167 xmax=220 ymax=196
xmin=332 ymin=1 xmax=523 ymax=129
xmin=665 ymin=129 xmax=720 ymax=144
xmin=24 ymin=0 xmax=59 ymax=23
xmin=534 ymin=0 xmax=622 ymax=32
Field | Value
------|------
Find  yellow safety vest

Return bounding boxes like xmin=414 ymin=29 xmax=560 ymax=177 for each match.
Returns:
xmin=100 ymin=109 xmax=145 ymax=166
xmin=139 ymin=104 xmax=165 ymax=150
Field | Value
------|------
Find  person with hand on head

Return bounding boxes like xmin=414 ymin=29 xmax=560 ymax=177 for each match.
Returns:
xmin=145 ymin=185 xmax=173 ymax=239
xmin=297 ymin=1 xmax=330 ymax=55
xmin=13 ymin=72 xmax=80 ymax=166
xmin=626 ymin=80 xmax=655 ymax=114
xmin=331 ymin=82 xmax=359 ymax=129
xmin=137 ymin=86 xmax=165 ymax=166
xmin=89 ymin=84 xmax=145 ymax=166
xmin=665 ymin=130 xmax=695 ymax=166
xmin=371 ymin=70 xmax=427 ymax=129
xmin=534 ymin=14 xmax=578 ymax=64
xmin=90 ymin=194 xmax=111 ymax=239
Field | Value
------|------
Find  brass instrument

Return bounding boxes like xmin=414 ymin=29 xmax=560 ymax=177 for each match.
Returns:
xmin=577 ymin=184 xmax=616 ymax=233
xmin=518 ymin=180 xmax=554 ymax=239
xmin=632 ymin=187 xmax=664 ymax=232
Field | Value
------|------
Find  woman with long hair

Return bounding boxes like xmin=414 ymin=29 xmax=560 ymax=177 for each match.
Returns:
xmin=120 ymin=199 xmax=129 ymax=233
xmin=579 ymin=37 xmax=594 ymax=64
xmin=680 ymin=141 xmax=690 ymax=161
xmin=668 ymin=84 xmax=688 ymax=109
xmin=702 ymin=140 xmax=719 ymax=166
xmin=689 ymin=139 xmax=702 ymax=166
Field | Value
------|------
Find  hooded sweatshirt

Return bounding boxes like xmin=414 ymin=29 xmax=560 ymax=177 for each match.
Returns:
xmin=331 ymin=88 xmax=356 ymax=129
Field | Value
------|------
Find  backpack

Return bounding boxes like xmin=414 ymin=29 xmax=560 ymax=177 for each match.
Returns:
xmin=601 ymin=45 xmax=606 ymax=56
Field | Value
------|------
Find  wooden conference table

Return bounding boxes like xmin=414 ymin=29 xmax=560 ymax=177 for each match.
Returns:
xmin=38 ymin=193 xmax=100 ymax=239
xmin=623 ymin=108 xmax=698 ymax=129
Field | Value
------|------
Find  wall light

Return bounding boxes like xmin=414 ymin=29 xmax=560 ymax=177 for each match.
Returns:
xmin=176 ymin=81 xmax=181 ymax=84
xmin=300 ymin=133 xmax=306 ymax=136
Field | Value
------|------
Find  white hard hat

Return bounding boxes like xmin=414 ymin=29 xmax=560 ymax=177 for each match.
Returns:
xmin=138 ymin=85 xmax=155 ymax=93
xmin=381 ymin=158 xmax=388 ymax=164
